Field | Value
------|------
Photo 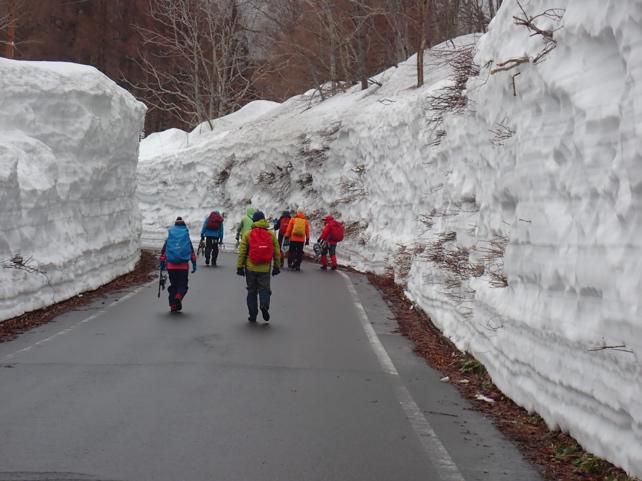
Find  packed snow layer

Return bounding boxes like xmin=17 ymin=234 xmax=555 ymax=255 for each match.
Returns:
xmin=0 ymin=58 xmax=146 ymax=321
xmin=138 ymin=0 xmax=642 ymax=474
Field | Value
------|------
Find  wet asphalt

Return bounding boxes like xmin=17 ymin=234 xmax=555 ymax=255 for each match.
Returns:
xmin=0 ymin=251 xmax=543 ymax=481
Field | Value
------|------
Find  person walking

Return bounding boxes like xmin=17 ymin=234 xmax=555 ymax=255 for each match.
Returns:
xmin=236 ymin=211 xmax=281 ymax=323
xmin=318 ymin=215 xmax=344 ymax=270
xmin=200 ymin=210 xmax=224 ymax=266
xmin=235 ymin=207 xmax=255 ymax=247
xmin=274 ymin=210 xmax=291 ymax=267
xmin=159 ymin=217 xmax=197 ymax=312
xmin=285 ymin=211 xmax=310 ymax=271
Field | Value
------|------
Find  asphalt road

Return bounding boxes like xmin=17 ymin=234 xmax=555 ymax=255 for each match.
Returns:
xmin=0 ymin=252 xmax=543 ymax=481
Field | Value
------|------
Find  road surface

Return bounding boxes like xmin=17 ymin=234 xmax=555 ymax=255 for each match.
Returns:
xmin=0 ymin=252 xmax=542 ymax=481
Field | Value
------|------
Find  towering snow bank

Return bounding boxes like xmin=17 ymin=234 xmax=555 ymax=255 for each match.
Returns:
xmin=0 ymin=59 xmax=146 ymax=321
xmin=138 ymin=0 xmax=642 ymax=474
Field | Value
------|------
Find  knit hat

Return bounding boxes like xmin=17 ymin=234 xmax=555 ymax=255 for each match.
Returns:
xmin=175 ymin=216 xmax=185 ymax=225
xmin=252 ymin=211 xmax=265 ymax=222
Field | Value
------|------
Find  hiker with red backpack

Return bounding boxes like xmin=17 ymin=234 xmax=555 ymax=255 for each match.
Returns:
xmin=318 ymin=215 xmax=344 ymax=270
xmin=236 ymin=210 xmax=281 ymax=323
xmin=285 ymin=211 xmax=310 ymax=271
xmin=159 ymin=217 xmax=197 ymax=312
xmin=200 ymin=210 xmax=224 ymax=266
xmin=274 ymin=210 xmax=291 ymax=267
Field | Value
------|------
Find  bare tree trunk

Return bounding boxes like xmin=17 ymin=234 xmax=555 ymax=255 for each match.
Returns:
xmin=353 ymin=1 xmax=368 ymax=90
xmin=4 ymin=0 xmax=16 ymax=58
xmin=488 ymin=0 xmax=496 ymax=18
xmin=416 ymin=0 xmax=428 ymax=87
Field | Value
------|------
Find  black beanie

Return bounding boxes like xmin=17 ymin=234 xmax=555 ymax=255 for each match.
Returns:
xmin=252 ymin=211 xmax=265 ymax=222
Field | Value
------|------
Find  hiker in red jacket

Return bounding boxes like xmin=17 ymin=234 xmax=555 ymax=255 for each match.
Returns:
xmin=273 ymin=210 xmax=291 ymax=268
xmin=318 ymin=215 xmax=344 ymax=270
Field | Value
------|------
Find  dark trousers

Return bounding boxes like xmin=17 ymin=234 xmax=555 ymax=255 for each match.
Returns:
xmin=246 ymin=270 xmax=271 ymax=318
xmin=289 ymin=241 xmax=304 ymax=268
xmin=205 ymin=237 xmax=219 ymax=264
xmin=168 ymin=269 xmax=189 ymax=305
xmin=321 ymin=243 xmax=336 ymax=256
xmin=277 ymin=233 xmax=287 ymax=267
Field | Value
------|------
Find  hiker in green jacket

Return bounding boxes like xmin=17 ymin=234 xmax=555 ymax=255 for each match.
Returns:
xmin=236 ymin=211 xmax=281 ymax=323
xmin=235 ymin=207 xmax=255 ymax=246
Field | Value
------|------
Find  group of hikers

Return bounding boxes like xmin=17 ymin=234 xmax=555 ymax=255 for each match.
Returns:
xmin=158 ymin=207 xmax=345 ymax=322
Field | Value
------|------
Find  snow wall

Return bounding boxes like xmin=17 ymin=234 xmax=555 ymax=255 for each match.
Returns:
xmin=138 ymin=0 xmax=642 ymax=475
xmin=0 ymin=59 xmax=146 ymax=321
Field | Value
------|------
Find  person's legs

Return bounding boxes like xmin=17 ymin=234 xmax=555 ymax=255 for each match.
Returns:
xmin=245 ymin=270 xmax=259 ymax=321
xmin=209 ymin=237 xmax=219 ymax=265
xmin=291 ymin=241 xmax=304 ymax=269
xmin=204 ymin=237 xmax=212 ymax=265
xmin=287 ymin=248 xmax=293 ymax=268
xmin=320 ymin=244 xmax=329 ymax=270
xmin=257 ymin=272 xmax=272 ymax=321
xmin=168 ymin=269 xmax=178 ymax=310
xmin=173 ymin=269 xmax=189 ymax=310
xmin=278 ymin=233 xmax=285 ymax=267
xmin=329 ymin=244 xmax=337 ymax=269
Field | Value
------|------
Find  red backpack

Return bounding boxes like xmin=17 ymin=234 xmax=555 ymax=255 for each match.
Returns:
xmin=248 ymin=228 xmax=275 ymax=264
xmin=330 ymin=221 xmax=344 ymax=242
xmin=279 ymin=217 xmax=290 ymax=236
xmin=207 ymin=211 xmax=223 ymax=230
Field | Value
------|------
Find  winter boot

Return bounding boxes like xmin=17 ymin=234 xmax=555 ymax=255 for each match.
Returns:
xmin=331 ymin=255 xmax=337 ymax=270
xmin=320 ymin=255 xmax=328 ymax=270
xmin=175 ymin=293 xmax=183 ymax=311
xmin=261 ymin=307 xmax=270 ymax=322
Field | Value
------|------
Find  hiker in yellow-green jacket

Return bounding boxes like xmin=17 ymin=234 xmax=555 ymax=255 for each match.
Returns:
xmin=235 ymin=207 xmax=255 ymax=246
xmin=236 ymin=211 xmax=281 ymax=323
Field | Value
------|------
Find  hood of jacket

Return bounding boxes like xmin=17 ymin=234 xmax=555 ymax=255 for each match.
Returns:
xmin=323 ymin=215 xmax=334 ymax=224
xmin=295 ymin=211 xmax=305 ymax=219
xmin=246 ymin=207 xmax=255 ymax=217
xmin=252 ymin=219 xmax=270 ymax=229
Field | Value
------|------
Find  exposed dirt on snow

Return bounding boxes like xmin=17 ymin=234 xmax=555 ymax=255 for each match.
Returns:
xmin=0 ymin=250 xmax=157 ymax=343
xmin=367 ymin=272 xmax=636 ymax=481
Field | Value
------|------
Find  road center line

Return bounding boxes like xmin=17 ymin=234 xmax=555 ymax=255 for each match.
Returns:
xmin=2 ymin=279 xmax=155 ymax=362
xmin=339 ymin=271 xmax=466 ymax=481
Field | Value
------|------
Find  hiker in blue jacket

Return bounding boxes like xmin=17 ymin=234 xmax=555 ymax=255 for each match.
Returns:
xmin=160 ymin=217 xmax=197 ymax=312
xmin=200 ymin=210 xmax=224 ymax=266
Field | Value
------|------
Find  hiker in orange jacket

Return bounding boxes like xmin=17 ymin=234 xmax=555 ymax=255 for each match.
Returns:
xmin=285 ymin=211 xmax=310 ymax=271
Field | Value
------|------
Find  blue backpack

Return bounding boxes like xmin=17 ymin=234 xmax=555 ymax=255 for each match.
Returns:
xmin=165 ymin=226 xmax=192 ymax=263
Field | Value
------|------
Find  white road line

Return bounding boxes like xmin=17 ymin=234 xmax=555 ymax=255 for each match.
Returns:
xmin=2 ymin=280 xmax=155 ymax=362
xmin=339 ymin=271 xmax=466 ymax=481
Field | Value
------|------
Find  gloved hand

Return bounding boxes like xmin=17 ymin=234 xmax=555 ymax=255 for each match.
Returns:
xmin=159 ymin=261 xmax=166 ymax=271
xmin=200 ymin=235 xmax=205 ymax=241
xmin=191 ymin=262 xmax=197 ymax=273
xmin=272 ymin=267 xmax=280 ymax=277
xmin=219 ymin=239 xmax=224 ymax=245
xmin=305 ymin=239 xmax=310 ymax=246
xmin=236 ymin=267 xmax=245 ymax=277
